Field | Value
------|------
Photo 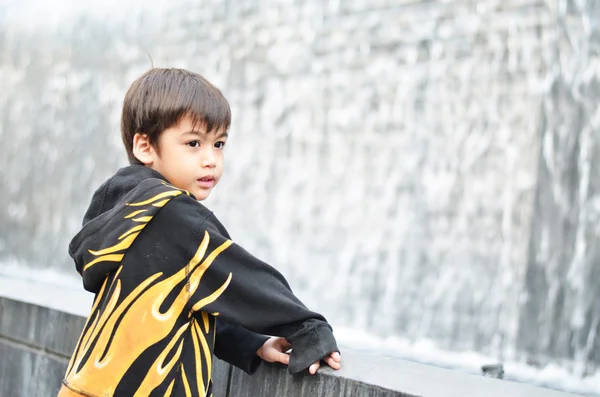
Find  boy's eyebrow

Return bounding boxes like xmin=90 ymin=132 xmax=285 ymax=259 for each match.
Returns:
xmin=181 ymin=130 xmax=229 ymax=138
xmin=181 ymin=130 xmax=201 ymax=137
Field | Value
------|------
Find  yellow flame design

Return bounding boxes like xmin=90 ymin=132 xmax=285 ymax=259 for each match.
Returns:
xmin=132 ymin=216 xmax=153 ymax=223
xmin=126 ymin=190 xmax=183 ymax=207
xmin=165 ymin=380 xmax=175 ymax=396
xmin=88 ymin=233 xmax=140 ymax=256
xmin=192 ymin=318 xmax=213 ymax=395
xmin=134 ymin=324 xmax=189 ymax=397
xmin=124 ymin=209 xmax=147 ymax=219
xmin=152 ymin=198 xmax=171 ymax=207
xmin=118 ymin=224 xmax=146 ymax=240
xmin=83 ymin=254 xmax=124 ymax=271
xmin=181 ymin=364 xmax=192 ymax=397
xmin=160 ymin=180 xmax=191 ymax=196
xmin=201 ymin=312 xmax=210 ymax=333
xmin=62 ymin=230 xmax=232 ymax=396
xmin=190 ymin=318 xmax=206 ymax=394
xmin=83 ymin=189 xmax=180 ymax=272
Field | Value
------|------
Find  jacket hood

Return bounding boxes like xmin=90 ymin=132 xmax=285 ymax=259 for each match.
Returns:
xmin=68 ymin=165 xmax=170 ymax=292
xmin=81 ymin=165 xmax=167 ymax=226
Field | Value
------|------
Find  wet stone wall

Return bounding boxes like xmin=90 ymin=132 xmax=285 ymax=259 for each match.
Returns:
xmin=0 ymin=0 xmax=599 ymax=376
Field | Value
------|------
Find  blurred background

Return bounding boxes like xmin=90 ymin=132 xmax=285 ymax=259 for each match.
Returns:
xmin=1 ymin=0 xmax=599 ymax=394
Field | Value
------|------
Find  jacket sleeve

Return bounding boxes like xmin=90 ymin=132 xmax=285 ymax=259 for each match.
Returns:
xmin=214 ymin=319 xmax=268 ymax=374
xmin=168 ymin=196 xmax=339 ymax=374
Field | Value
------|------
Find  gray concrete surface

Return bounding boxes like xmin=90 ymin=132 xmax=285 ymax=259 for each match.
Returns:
xmin=0 ymin=339 xmax=68 ymax=397
xmin=0 ymin=278 xmax=582 ymax=397
xmin=226 ymin=348 xmax=584 ymax=397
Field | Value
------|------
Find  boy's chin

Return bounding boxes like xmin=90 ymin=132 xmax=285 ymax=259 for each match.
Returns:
xmin=193 ymin=189 xmax=212 ymax=201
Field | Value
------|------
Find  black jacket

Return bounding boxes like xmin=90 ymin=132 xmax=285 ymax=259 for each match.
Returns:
xmin=59 ymin=165 xmax=338 ymax=397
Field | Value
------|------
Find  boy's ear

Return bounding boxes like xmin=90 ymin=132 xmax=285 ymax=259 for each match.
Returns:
xmin=132 ymin=133 xmax=155 ymax=165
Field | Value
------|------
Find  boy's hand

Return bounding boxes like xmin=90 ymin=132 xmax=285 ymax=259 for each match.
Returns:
xmin=308 ymin=351 xmax=342 ymax=375
xmin=256 ymin=338 xmax=342 ymax=374
xmin=256 ymin=337 xmax=291 ymax=365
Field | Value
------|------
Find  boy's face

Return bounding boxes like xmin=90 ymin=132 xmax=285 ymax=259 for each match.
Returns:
xmin=136 ymin=115 xmax=227 ymax=200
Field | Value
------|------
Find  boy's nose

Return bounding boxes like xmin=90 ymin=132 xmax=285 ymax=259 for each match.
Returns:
xmin=201 ymin=150 xmax=217 ymax=167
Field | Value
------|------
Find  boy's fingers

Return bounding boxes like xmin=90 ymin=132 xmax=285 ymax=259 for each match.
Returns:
xmin=281 ymin=341 xmax=292 ymax=351
xmin=278 ymin=352 xmax=290 ymax=365
xmin=324 ymin=356 xmax=342 ymax=370
xmin=309 ymin=362 xmax=320 ymax=374
xmin=308 ymin=353 xmax=342 ymax=374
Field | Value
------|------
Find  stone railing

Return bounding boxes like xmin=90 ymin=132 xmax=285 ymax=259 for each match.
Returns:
xmin=0 ymin=276 xmax=578 ymax=397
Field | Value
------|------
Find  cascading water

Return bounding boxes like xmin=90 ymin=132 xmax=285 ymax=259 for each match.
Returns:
xmin=1 ymin=0 xmax=599 ymax=394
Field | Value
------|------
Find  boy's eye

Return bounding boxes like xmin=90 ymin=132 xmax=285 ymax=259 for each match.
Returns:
xmin=188 ymin=141 xmax=200 ymax=148
xmin=215 ymin=141 xmax=226 ymax=149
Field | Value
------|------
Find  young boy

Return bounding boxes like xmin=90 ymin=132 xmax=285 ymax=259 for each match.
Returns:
xmin=59 ymin=68 xmax=341 ymax=397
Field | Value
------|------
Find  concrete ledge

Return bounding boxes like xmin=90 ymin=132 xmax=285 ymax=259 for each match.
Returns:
xmin=228 ymin=363 xmax=408 ymax=397
xmin=0 ymin=298 xmax=86 ymax=358
xmin=211 ymin=358 xmax=232 ymax=397
xmin=0 ymin=276 xmax=580 ymax=397
xmin=0 ymin=338 xmax=68 ymax=397
xmin=226 ymin=348 xmax=580 ymax=397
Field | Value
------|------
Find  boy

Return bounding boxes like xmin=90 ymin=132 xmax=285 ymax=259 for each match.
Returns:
xmin=59 ymin=68 xmax=341 ymax=397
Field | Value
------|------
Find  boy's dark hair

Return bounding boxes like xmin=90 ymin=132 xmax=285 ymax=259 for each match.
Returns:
xmin=121 ymin=68 xmax=231 ymax=165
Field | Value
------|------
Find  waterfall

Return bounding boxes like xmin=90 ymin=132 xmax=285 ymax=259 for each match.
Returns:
xmin=1 ymin=0 xmax=599 ymax=390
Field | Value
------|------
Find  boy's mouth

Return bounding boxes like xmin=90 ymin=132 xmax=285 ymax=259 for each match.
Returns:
xmin=197 ymin=176 xmax=215 ymax=188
